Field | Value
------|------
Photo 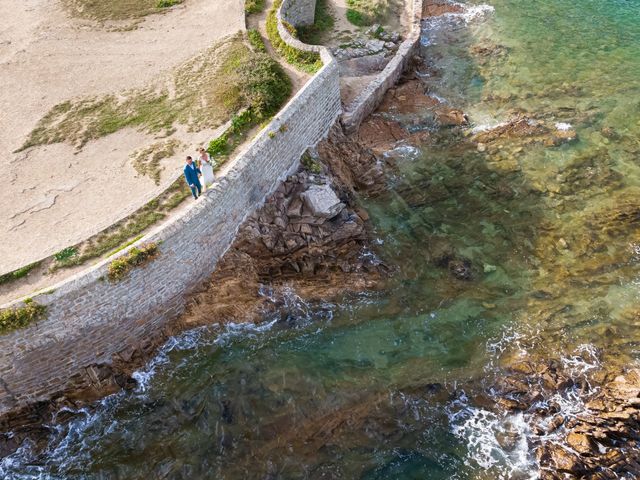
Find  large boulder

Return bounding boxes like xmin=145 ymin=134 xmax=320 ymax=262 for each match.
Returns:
xmin=300 ymin=184 xmax=345 ymax=219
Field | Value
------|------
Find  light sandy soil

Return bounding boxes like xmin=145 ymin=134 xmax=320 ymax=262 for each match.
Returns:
xmin=0 ymin=0 xmax=244 ymax=274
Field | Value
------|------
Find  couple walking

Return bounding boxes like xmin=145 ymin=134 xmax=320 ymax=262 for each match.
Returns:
xmin=184 ymin=147 xmax=216 ymax=199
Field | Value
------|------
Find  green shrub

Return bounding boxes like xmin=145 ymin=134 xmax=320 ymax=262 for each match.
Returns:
xmin=266 ymin=0 xmax=323 ymax=74
xmin=157 ymin=0 xmax=181 ymax=7
xmin=108 ymin=243 xmax=159 ymax=282
xmin=230 ymin=109 xmax=255 ymax=134
xmin=0 ymin=299 xmax=46 ymax=335
xmin=0 ymin=262 xmax=41 ymax=286
xmin=301 ymin=152 xmax=322 ymax=173
xmin=54 ymin=246 xmax=78 ymax=262
xmin=237 ymin=54 xmax=292 ymax=119
xmin=245 ymin=0 xmax=266 ymax=14
xmin=346 ymin=9 xmax=367 ymax=26
xmin=247 ymin=29 xmax=267 ymax=53
xmin=208 ymin=134 xmax=229 ymax=157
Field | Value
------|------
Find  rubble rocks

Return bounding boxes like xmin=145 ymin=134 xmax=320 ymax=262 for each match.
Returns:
xmin=332 ymin=25 xmax=402 ymax=64
xmin=180 ymin=125 xmax=390 ymax=329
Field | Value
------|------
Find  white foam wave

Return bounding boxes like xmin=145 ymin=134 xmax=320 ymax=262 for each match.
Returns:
xmin=555 ymin=122 xmax=572 ymax=131
xmin=448 ymin=394 xmax=537 ymax=479
xmin=382 ymin=143 xmax=422 ymax=161
xmin=471 ymin=120 xmax=509 ymax=134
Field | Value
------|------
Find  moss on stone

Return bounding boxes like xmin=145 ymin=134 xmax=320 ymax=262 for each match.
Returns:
xmin=0 ymin=299 xmax=47 ymax=335
xmin=108 ymin=243 xmax=159 ymax=282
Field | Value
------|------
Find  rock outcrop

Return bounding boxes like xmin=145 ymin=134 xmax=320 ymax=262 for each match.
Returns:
xmin=485 ymin=358 xmax=640 ymax=479
xmin=179 ymin=125 xmax=389 ymax=327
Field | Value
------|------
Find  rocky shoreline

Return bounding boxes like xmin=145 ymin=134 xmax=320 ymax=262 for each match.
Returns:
xmin=3 ymin=5 xmax=640 ymax=477
xmin=0 ymin=122 xmax=392 ymax=460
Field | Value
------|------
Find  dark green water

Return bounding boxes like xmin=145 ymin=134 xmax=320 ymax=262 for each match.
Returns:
xmin=3 ymin=0 xmax=640 ymax=478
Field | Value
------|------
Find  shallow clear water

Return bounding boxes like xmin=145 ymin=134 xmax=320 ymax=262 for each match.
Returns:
xmin=4 ymin=1 xmax=640 ymax=478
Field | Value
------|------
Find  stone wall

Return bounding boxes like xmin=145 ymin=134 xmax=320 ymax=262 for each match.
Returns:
xmin=0 ymin=0 xmax=424 ymax=417
xmin=280 ymin=0 xmax=317 ymax=27
xmin=0 ymin=43 xmax=341 ymax=417
xmin=341 ymin=0 xmax=424 ymax=134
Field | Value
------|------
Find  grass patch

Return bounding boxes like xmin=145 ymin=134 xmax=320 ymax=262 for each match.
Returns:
xmin=54 ymin=247 xmax=78 ymax=262
xmin=0 ymin=299 xmax=46 ymax=335
xmin=345 ymin=0 xmax=389 ymax=26
xmin=266 ymin=0 xmax=323 ymax=74
xmin=297 ymin=0 xmax=335 ymax=45
xmin=62 ymin=0 xmax=184 ymax=21
xmin=247 ymin=29 xmax=267 ymax=53
xmin=245 ymin=0 xmax=266 ymax=14
xmin=0 ymin=262 xmax=41 ymax=286
xmin=130 ymin=139 xmax=183 ymax=185
xmin=108 ymin=243 xmax=159 ymax=282
xmin=106 ymin=235 xmax=144 ymax=258
xmin=19 ymin=35 xmax=261 ymax=152
xmin=301 ymin=151 xmax=323 ymax=174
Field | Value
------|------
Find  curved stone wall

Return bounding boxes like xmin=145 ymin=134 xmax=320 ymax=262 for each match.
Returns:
xmin=0 ymin=19 xmax=341 ymax=416
xmin=0 ymin=0 xmax=423 ymax=417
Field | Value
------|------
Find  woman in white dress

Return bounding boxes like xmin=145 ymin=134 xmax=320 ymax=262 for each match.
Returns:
xmin=198 ymin=147 xmax=215 ymax=188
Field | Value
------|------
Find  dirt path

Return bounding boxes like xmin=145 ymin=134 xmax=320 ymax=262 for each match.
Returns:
xmin=246 ymin=0 xmax=310 ymax=92
xmin=0 ymin=0 xmax=244 ymax=274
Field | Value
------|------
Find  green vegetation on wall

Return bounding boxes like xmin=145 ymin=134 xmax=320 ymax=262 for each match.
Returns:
xmin=0 ymin=299 xmax=47 ymax=335
xmin=51 ymin=180 xmax=189 ymax=272
xmin=266 ymin=0 xmax=323 ymax=74
xmin=108 ymin=243 xmax=159 ymax=282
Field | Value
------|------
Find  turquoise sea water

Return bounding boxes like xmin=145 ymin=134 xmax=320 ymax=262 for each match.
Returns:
xmin=3 ymin=1 xmax=640 ymax=478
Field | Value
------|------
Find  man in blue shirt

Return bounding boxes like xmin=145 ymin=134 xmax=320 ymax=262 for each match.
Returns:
xmin=183 ymin=156 xmax=202 ymax=199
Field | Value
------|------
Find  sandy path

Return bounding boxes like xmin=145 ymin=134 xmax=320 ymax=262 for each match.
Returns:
xmin=0 ymin=0 xmax=244 ymax=273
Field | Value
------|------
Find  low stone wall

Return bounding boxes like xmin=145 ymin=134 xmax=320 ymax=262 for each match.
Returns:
xmin=0 ymin=44 xmax=341 ymax=416
xmin=341 ymin=0 xmax=424 ymax=134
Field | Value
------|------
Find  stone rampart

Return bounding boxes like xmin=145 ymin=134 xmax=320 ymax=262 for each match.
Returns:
xmin=0 ymin=37 xmax=341 ymax=416
xmin=0 ymin=0 xmax=423 ymax=417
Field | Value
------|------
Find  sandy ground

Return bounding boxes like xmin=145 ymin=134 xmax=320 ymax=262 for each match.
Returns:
xmin=0 ymin=0 xmax=244 ymax=274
